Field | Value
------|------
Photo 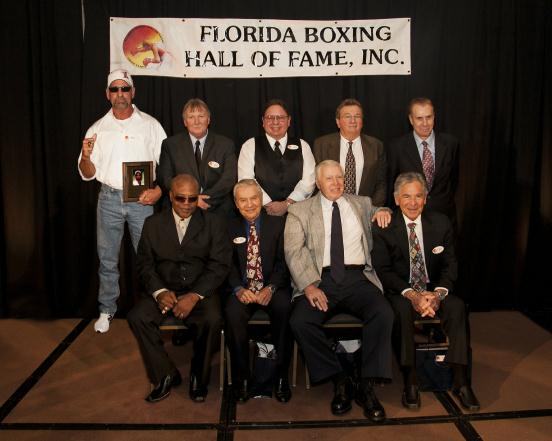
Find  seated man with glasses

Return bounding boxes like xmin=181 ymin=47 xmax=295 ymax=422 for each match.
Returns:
xmin=128 ymin=174 xmax=231 ymax=403
xmin=238 ymin=99 xmax=315 ymax=216
xmin=313 ymin=98 xmax=387 ymax=206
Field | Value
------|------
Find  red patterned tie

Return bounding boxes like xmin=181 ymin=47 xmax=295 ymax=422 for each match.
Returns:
xmin=421 ymin=141 xmax=434 ymax=190
xmin=408 ymin=222 xmax=428 ymax=292
xmin=246 ymin=223 xmax=264 ymax=293
xmin=344 ymin=141 xmax=356 ymax=194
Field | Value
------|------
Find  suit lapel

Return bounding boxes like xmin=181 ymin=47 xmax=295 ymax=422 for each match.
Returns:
xmin=163 ymin=210 xmax=181 ymax=247
xmin=392 ymin=212 xmax=411 ymax=264
xmin=433 ymin=133 xmax=446 ymax=179
xmin=180 ymin=210 xmax=204 ymax=248
xmin=327 ymin=133 xmax=341 ymax=162
xmin=232 ymin=217 xmax=248 ymax=278
xmin=181 ymin=134 xmax=200 ymax=181
xmin=406 ymin=134 xmax=424 ymax=174
xmin=309 ymin=194 xmax=325 ymax=271
xmin=421 ymin=213 xmax=437 ymax=277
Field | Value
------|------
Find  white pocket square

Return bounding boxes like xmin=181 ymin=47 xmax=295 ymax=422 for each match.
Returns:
xmin=432 ymin=246 xmax=444 ymax=254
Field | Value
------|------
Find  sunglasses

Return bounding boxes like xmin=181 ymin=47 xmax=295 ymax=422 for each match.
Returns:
xmin=108 ymin=86 xmax=132 ymax=93
xmin=174 ymin=195 xmax=198 ymax=203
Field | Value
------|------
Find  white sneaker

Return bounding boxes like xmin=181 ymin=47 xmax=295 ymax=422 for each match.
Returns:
xmin=94 ymin=313 xmax=113 ymax=333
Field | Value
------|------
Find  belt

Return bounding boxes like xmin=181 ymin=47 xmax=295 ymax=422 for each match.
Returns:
xmin=322 ymin=265 xmax=365 ymax=273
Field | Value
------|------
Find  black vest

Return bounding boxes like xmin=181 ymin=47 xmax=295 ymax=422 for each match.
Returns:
xmin=254 ymin=135 xmax=303 ymax=201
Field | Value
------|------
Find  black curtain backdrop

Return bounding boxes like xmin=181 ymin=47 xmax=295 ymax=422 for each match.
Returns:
xmin=1 ymin=0 xmax=550 ymax=322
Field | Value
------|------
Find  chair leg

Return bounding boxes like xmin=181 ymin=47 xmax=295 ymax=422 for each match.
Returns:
xmin=226 ymin=344 xmax=232 ymax=386
xmin=219 ymin=330 xmax=225 ymax=391
xmin=292 ymin=341 xmax=298 ymax=388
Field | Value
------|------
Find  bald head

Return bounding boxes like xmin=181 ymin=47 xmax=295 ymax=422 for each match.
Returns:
xmin=171 ymin=174 xmax=199 ymax=194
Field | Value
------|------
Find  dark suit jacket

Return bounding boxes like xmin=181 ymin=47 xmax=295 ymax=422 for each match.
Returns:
xmin=387 ymin=132 xmax=459 ymax=219
xmin=137 ymin=209 xmax=232 ymax=298
xmin=228 ymin=211 xmax=289 ymax=291
xmin=372 ymin=210 xmax=457 ymax=296
xmin=156 ymin=131 xmax=237 ymax=213
xmin=313 ymin=132 xmax=387 ymax=206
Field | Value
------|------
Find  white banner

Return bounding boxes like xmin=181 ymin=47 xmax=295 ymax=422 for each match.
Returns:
xmin=110 ymin=17 xmax=411 ymax=79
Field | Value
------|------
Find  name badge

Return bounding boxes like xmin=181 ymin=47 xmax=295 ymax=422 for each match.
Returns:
xmin=287 ymin=144 xmax=299 ymax=150
xmin=233 ymin=237 xmax=246 ymax=244
xmin=208 ymin=161 xmax=220 ymax=168
xmin=432 ymin=246 xmax=444 ymax=254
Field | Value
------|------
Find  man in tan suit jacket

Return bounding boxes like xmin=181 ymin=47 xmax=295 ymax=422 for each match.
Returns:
xmin=313 ymin=98 xmax=386 ymax=206
xmin=284 ymin=160 xmax=393 ymax=422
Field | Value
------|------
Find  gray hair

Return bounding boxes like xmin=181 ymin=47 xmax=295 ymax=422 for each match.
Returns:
xmin=182 ymin=98 xmax=210 ymax=117
xmin=315 ymin=159 xmax=343 ymax=181
xmin=233 ymin=179 xmax=263 ymax=199
xmin=393 ymin=172 xmax=428 ymax=196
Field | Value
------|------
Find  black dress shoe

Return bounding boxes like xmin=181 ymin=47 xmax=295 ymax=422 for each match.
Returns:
xmin=234 ymin=379 xmax=250 ymax=403
xmin=189 ymin=374 xmax=208 ymax=402
xmin=331 ymin=377 xmax=354 ymax=415
xmin=453 ymin=385 xmax=480 ymax=411
xmin=355 ymin=383 xmax=386 ymax=422
xmin=274 ymin=377 xmax=292 ymax=403
xmin=402 ymin=384 xmax=421 ymax=409
xmin=145 ymin=371 xmax=182 ymax=403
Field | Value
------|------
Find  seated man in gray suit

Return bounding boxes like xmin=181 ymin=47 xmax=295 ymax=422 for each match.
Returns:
xmin=372 ymin=172 xmax=479 ymax=411
xmin=285 ymin=160 xmax=393 ymax=422
xmin=157 ymin=98 xmax=237 ymax=214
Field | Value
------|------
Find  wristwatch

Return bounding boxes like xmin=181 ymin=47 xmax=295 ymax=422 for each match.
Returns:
xmin=435 ymin=290 xmax=448 ymax=301
xmin=268 ymin=284 xmax=277 ymax=295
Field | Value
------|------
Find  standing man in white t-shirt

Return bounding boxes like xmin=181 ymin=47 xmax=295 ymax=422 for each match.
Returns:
xmin=78 ymin=69 xmax=167 ymax=333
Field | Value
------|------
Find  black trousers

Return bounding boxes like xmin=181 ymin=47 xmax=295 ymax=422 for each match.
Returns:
xmin=290 ymin=269 xmax=394 ymax=384
xmin=224 ymin=288 xmax=292 ymax=382
xmin=387 ymin=293 xmax=468 ymax=368
xmin=127 ymin=295 xmax=222 ymax=386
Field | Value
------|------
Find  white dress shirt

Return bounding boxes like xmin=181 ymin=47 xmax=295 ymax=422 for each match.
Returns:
xmin=320 ymin=194 xmax=365 ymax=267
xmin=78 ymin=105 xmax=166 ymax=190
xmin=238 ymin=133 xmax=316 ymax=205
xmin=339 ymin=135 xmax=364 ymax=194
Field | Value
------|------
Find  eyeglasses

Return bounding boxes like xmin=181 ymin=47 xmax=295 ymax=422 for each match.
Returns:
xmin=174 ymin=195 xmax=198 ymax=203
xmin=263 ymin=115 xmax=289 ymax=122
xmin=341 ymin=114 xmax=362 ymax=121
xmin=108 ymin=86 xmax=132 ymax=93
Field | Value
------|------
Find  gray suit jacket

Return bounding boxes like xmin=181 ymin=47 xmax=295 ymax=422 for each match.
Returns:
xmin=284 ymin=193 xmax=383 ymax=299
xmin=313 ymin=132 xmax=387 ymax=206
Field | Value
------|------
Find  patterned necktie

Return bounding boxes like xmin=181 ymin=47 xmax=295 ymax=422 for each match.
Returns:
xmin=246 ymin=222 xmax=264 ymax=293
xmin=408 ymin=222 xmax=428 ymax=292
xmin=274 ymin=140 xmax=282 ymax=157
xmin=344 ymin=141 xmax=356 ymax=194
xmin=330 ymin=201 xmax=345 ymax=283
xmin=421 ymin=141 xmax=434 ymax=190
xmin=194 ymin=140 xmax=202 ymax=180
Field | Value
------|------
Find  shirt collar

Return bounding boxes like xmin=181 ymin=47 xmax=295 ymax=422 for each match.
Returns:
xmin=320 ymin=193 xmax=344 ymax=210
xmin=172 ymin=209 xmax=192 ymax=225
xmin=340 ymin=134 xmax=360 ymax=144
xmin=265 ymin=133 xmax=287 ymax=148
xmin=109 ymin=104 xmax=139 ymax=121
xmin=402 ymin=213 xmax=422 ymax=227
xmin=189 ymin=130 xmax=208 ymax=146
xmin=412 ymin=130 xmax=435 ymax=146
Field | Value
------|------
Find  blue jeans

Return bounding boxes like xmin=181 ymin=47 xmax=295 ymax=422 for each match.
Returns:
xmin=97 ymin=185 xmax=153 ymax=315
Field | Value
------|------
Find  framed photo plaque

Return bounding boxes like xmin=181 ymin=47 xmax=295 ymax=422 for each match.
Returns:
xmin=123 ymin=161 xmax=153 ymax=202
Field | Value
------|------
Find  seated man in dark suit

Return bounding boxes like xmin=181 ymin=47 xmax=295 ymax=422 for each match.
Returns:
xmin=225 ymin=179 xmax=293 ymax=403
xmin=156 ymin=98 xmax=237 ymax=215
xmin=128 ymin=174 xmax=231 ymax=403
xmin=372 ymin=172 xmax=479 ymax=411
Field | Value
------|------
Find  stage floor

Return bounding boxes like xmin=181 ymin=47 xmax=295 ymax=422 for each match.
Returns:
xmin=0 ymin=311 xmax=550 ymax=441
